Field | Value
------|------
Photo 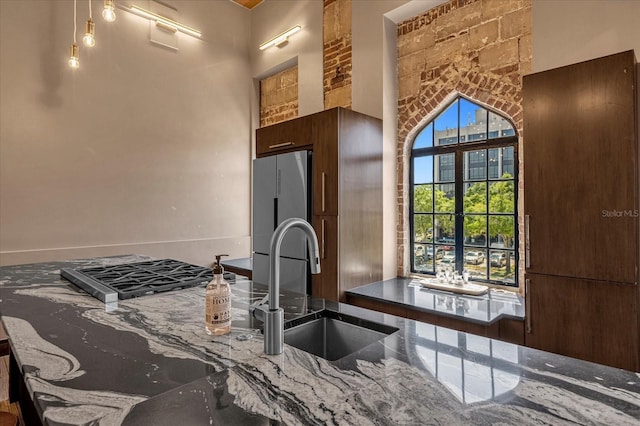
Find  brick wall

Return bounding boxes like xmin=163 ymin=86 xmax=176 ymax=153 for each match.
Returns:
xmin=259 ymin=65 xmax=299 ymax=127
xmin=396 ymin=0 xmax=532 ymax=287
xmin=323 ymin=0 xmax=352 ymax=109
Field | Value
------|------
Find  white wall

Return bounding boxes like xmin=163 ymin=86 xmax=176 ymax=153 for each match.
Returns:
xmin=352 ymin=0 xmax=408 ymax=120
xmin=352 ymin=0 xmax=411 ymax=280
xmin=250 ymin=0 xmax=323 ymax=117
xmin=532 ymin=0 xmax=640 ymax=72
xmin=0 ymin=0 xmax=253 ymax=266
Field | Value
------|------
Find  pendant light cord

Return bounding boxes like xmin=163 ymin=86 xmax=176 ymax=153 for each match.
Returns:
xmin=88 ymin=0 xmax=92 ymax=18
xmin=73 ymin=0 xmax=77 ymax=43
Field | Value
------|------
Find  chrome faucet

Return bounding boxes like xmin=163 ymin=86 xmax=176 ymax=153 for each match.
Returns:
xmin=252 ymin=218 xmax=321 ymax=355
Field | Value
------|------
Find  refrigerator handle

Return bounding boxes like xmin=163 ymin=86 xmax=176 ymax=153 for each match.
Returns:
xmin=525 ymin=278 xmax=532 ymax=334
xmin=273 ymin=198 xmax=278 ymax=230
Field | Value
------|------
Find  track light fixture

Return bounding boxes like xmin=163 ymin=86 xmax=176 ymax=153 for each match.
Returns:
xmin=259 ymin=26 xmax=302 ymax=50
xmin=128 ymin=5 xmax=202 ymax=38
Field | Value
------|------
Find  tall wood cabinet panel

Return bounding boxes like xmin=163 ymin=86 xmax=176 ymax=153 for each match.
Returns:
xmin=525 ymin=273 xmax=638 ymax=371
xmin=523 ymin=51 xmax=637 ymax=282
xmin=523 ymin=50 xmax=639 ymax=371
xmin=256 ymin=107 xmax=383 ymax=302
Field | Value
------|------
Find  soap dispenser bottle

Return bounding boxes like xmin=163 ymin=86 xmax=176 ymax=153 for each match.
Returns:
xmin=205 ymin=254 xmax=231 ymax=336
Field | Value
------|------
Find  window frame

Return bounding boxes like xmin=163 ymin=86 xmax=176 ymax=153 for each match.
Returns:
xmin=409 ymin=96 xmax=519 ymax=287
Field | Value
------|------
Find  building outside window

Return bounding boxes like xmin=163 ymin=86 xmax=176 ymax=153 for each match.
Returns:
xmin=411 ymin=96 xmax=518 ymax=286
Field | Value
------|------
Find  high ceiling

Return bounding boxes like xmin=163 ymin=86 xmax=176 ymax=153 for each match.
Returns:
xmin=230 ymin=0 xmax=263 ymax=9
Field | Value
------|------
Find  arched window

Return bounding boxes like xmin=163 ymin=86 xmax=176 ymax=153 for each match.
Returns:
xmin=410 ymin=96 xmax=518 ymax=286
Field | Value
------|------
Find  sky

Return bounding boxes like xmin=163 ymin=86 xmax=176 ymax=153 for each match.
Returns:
xmin=412 ymin=98 xmax=513 ymax=184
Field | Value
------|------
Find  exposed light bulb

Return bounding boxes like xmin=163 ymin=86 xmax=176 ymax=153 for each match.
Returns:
xmin=68 ymin=43 xmax=80 ymax=69
xmin=83 ymin=18 xmax=95 ymax=47
xmin=102 ymin=0 xmax=116 ymax=22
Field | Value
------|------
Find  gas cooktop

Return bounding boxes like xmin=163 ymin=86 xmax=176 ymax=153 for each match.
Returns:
xmin=61 ymin=259 xmax=218 ymax=303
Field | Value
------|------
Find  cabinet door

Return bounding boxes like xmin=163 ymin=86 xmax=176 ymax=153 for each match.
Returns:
xmin=525 ymin=273 xmax=639 ymax=371
xmin=256 ymin=116 xmax=313 ymax=157
xmin=523 ymin=51 xmax=637 ymax=282
xmin=312 ymin=111 xmax=339 ymax=216
xmin=311 ymin=215 xmax=339 ymax=301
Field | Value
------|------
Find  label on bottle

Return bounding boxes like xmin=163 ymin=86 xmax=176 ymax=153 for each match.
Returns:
xmin=205 ymin=293 xmax=231 ymax=326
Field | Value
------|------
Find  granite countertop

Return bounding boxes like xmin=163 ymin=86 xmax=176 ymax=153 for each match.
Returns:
xmin=347 ymin=277 xmax=525 ymax=325
xmin=0 ymin=255 xmax=638 ymax=425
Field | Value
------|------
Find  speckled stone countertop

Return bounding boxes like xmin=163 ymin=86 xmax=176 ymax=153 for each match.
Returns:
xmin=346 ymin=277 xmax=525 ymax=325
xmin=0 ymin=255 xmax=638 ymax=425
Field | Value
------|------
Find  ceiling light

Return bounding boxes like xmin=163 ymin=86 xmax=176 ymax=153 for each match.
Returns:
xmin=83 ymin=18 xmax=95 ymax=47
xmin=69 ymin=0 xmax=80 ymax=69
xmin=128 ymin=5 xmax=201 ymax=38
xmin=259 ymin=25 xmax=301 ymax=50
xmin=83 ymin=0 xmax=95 ymax=47
xmin=68 ymin=43 xmax=80 ymax=69
xmin=102 ymin=0 xmax=116 ymax=22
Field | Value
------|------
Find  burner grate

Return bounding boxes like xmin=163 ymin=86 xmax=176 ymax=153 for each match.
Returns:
xmin=61 ymin=259 xmax=214 ymax=302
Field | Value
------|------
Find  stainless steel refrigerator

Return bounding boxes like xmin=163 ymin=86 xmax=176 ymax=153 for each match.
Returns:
xmin=252 ymin=150 xmax=311 ymax=294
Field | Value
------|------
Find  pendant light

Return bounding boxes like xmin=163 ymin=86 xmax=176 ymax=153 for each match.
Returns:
xmin=102 ymin=0 xmax=116 ymax=22
xmin=83 ymin=0 xmax=95 ymax=47
xmin=68 ymin=0 xmax=79 ymax=69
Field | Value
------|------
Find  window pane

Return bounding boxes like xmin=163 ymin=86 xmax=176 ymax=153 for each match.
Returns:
xmin=464 ymin=215 xmax=486 ymax=247
xmin=489 ymin=216 xmax=515 ymax=249
xmin=413 ymin=123 xmax=433 ymax=149
xmin=489 ymin=180 xmax=514 ymax=213
xmin=413 ymin=156 xmax=434 ymax=184
xmin=414 ymin=185 xmax=433 ymax=213
xmin=464 ymin=182 xmax=486 ymax=213
xmin=488 ymin=111 xmax=515 ymax=139
xmin=434 ymin=100 xmax=459 ymax=146
xmin=434 ymin=214 xmax=455 ymax=245
xmin=464 ymin=248 xmax=487 ymax=276
xmin=434 ymin=184 xmax=455 ymax=213
xmin=436 ymin=249 xmax=456 ymax=270
xmin=414 ymin=214 xmax=433 ymax=243
xmin=460 ymin=98 xmax=487 ymax=144
xmin=414 ymin=243 xmax=434 ymax=273
xmin=489 ymin=250 xmax=516 ymax=283
xmin=488 ymin=147 xmax=515 ymax=179
xmin=434 ymin=153 xmax=454 ymax=183
xmin=464 ymin=149 xmax=486 ymax=181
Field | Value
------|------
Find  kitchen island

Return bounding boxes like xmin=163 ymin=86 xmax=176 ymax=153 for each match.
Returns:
xmin=0 ymin=255 xmax=638 ymax=425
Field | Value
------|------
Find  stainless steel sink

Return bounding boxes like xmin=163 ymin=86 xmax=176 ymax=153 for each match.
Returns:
xmin=283 ymin=310 xmax=399 ymax=361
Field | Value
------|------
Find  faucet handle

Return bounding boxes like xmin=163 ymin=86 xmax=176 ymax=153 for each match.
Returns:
xmin=252 ymin=294 xmax=269 ymax=307
xmin=250 ymin=294 xmax=269 ymax=321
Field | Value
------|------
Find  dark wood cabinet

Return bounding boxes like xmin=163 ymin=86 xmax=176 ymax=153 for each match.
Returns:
xmin=523 ymin=50 xmax=639 ymax=371
xmin=256 ymin=108 xmax=383 ymax=302
xmin=525 ymin=273 xmax=638 ymax=370
xmin=256 ymin=115 xmax=313 ymax=156
xmin=312 ymin=215 xmax=339 ymax=301
xmin=312 ymin=112 xmax=339 ymax=216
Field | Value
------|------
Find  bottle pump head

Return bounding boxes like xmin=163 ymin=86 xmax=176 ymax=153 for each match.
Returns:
xmin=213 ymin=254 xmax=229 ymax=274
